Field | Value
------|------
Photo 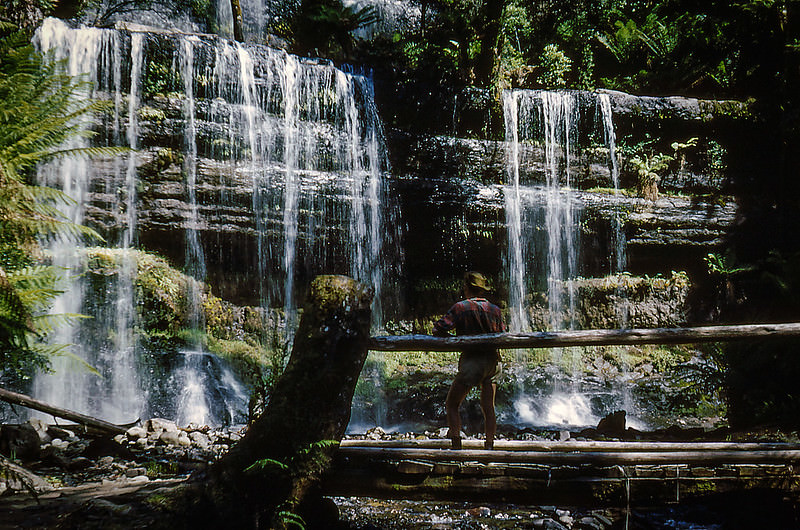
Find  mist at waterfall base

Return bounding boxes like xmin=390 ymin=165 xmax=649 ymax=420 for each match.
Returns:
xmin=349 ymin=358 xmax=651 ymax=435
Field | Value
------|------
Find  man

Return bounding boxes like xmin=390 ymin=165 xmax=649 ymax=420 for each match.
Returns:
xmin=433 ymin=271 xmax=506 ymax=450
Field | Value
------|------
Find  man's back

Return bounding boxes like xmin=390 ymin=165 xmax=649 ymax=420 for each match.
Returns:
xmin=434 ymin=297 xmax=506 ymax=336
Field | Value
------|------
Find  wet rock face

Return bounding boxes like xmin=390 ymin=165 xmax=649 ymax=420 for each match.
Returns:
xmin=387 ymin=130 xmax=726 ymax=194
xmin=78 ymin=30 xmax=737 ymax=314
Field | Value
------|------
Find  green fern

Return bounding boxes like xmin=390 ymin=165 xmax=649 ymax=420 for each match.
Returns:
xmin=244 ymin=458 xmax=290 ymax=475
xmin=0 ymin=27 xmax=127 ymax=384
xmin=244 ymin=440 xmax=339 ymax=528
xmin=275 ymin=509 xmax=306 ymax=530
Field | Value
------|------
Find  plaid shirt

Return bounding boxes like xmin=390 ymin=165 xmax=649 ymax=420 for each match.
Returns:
xmin=434 ymin=298 xmax=506 ymax=336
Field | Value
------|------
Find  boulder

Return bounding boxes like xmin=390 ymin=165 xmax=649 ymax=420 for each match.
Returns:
xmin=147 ymin=418 xmax=178 ymax=434
xmin=27 ymin=418 xmax=52 ymax=444
xmin=0 ymin=424 xmax=41 ymax=461
xmin=597 ymin=410 xmax=626 ymax=437
xmin=126 ymin=426 xmax=147 ymax=440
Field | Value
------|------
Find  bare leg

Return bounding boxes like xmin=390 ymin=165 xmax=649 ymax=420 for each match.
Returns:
xmin=480 ymin=379 xmax=497 ymax=449
xmin=446 ymin=381 xmax=469 ymax=449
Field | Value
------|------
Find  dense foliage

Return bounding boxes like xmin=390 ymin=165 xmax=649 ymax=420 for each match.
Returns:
xmin=263 ymin=0 xmax=787 ymax=135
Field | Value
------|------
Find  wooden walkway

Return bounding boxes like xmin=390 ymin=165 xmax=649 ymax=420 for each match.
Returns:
xmin=323 ymin=440 xmax=800 ymax=505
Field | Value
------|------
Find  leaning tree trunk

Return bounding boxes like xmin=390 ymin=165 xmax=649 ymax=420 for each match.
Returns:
xmin=176 ymin=275 xmax=373 ymax=528
xmin=230 ymin=0 xmax=245 ymax=42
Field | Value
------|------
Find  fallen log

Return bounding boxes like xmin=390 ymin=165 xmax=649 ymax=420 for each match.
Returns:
xmin=337 ymin=446 xmax=800 ymax=465
xmin=323 ymin=458 xmax=800 ymax=505
xmin=0 ymin=454 xmax=54 ymax=494
xmin=369 ymin=322 xmax=800 ymax=351
xmin=0 ymin=387 xmax=129 ymax=435
xmin=340 ymin=439 xmax=800 ymax=452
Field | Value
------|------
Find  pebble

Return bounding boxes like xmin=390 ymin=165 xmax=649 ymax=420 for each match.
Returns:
xmin=532 ymin=517 xmax=569 ymax=529
xmin=51 ymin=438 xmax=69 ymax=449
xmin=575 ymin=516 xmax=605 ymax=529
xmin=125 ymin=467 xmax=147 ymax=477
xmin=465 ymin=506 xmax=491 ymax=517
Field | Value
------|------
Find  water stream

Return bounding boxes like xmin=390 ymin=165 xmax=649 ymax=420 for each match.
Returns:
xmin=503 ymin=89 xmax=635 ymax=428
xmin=33 ymin=19 xmax=145 ymax=424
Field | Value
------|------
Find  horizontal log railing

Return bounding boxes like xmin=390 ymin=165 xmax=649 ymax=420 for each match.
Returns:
xmin=369 ymin=322 xmax=800 ymax=352
xmin=339 ymin=438 xmax=800 ymax=452
xmin=336 ymin=445 xmax=800 ymax=465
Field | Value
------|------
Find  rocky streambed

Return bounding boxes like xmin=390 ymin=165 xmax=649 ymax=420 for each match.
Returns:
xmin=3 ymin=414 xmax=799 ymax=529
xmin=0 ymin=418 xmax=626 ymax=529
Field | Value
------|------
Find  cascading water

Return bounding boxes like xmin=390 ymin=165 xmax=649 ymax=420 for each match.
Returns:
xmin=109 ymin=31 xmax=145 ymax=421
xmin=597 ymin=93 xmax=625 ymax=276
xmin=597 ymin=93 xmax=630 ymax=327
xmin=180 ymin=35 xmax=207 ymax=332
xmin=204 ymin=43 xmax=391 ymax=327
xmin=597 ymin=93 xmax=638 ymax=418
xmin=503 ymin=90 xmax=580 ymax=332
xmin=503 ymin=91 xmax=528 ymax=333
xmin=540 ymin=92 xmax=580 ymax=330
xmin=26 ymin=17 xmax=395 ymax=427
xmin=32 ymin=19 xmax=145 ymax=424
xmin=503 ymin=89 xmax=640 ymax=428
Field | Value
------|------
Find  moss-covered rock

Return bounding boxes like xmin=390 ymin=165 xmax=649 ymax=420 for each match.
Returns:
xmin=84 ymin=247 xmax=274 ymax=389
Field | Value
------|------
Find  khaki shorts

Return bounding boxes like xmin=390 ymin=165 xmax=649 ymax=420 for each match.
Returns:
xmin=454 ymin=350 xmax=500 ymax=389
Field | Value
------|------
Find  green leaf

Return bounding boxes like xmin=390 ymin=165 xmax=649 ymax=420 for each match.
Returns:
xmin=244 ymin=458 xmax=290 ymax=475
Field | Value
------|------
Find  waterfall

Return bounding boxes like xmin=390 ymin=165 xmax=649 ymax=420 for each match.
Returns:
xmin=598 ymin=93 xmax=629 ymax=329
xmin=280 ymin=55 xmax=300 ymax=329
xmin=26 ymin=18 xmax=395 ymax=426
xmin=598 ymin=93 xmax=626 ymax=277
xmin=109 ymin=32 xmax=146 ymax=422
xmin=180 ymin=36 xmax=207 ymax=334
xmin=503 ymin=91 xmax=528 ymax=332
xmin=173 ymin=349 xmax=249 ymax=426
xmin=504 ymin=89 xmax=634 ymax=428
xmin=32 ymin=19 xmax=145 ymax=423
xmin=204 ymin=42 xmax=392 ymax=329
xmin=540 ymin=92 xmax=579 ymax=330
xmin=503 ymin=90 xmax=580 ymax=331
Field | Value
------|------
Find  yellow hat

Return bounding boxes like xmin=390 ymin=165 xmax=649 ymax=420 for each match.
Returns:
xmin=464 ymin=271 xmax=491 ymax=293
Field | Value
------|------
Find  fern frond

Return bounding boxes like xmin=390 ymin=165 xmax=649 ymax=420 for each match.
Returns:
xmin=0 ymin=28 xmax=115 ymax=381
xmin=30 ymin=344 xmax=101 ymax=376
xmin=276 ymin=510 xmax=306 ymax=530
xmin=31 ymin=313 xmax=90 ymax=335
xmin=0 ymin=268 xmax=35 ymax=337
xmin=244 ymin=458 xmax=290 ymax=475
xmin=295 ymin=439 xmax=339 ymax=457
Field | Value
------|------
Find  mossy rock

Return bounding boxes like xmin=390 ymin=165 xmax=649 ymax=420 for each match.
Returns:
xmin=84 ymin=247 xmax=272 ymax=376
xmin=138 ymin=106 xmax=166 ymax=123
